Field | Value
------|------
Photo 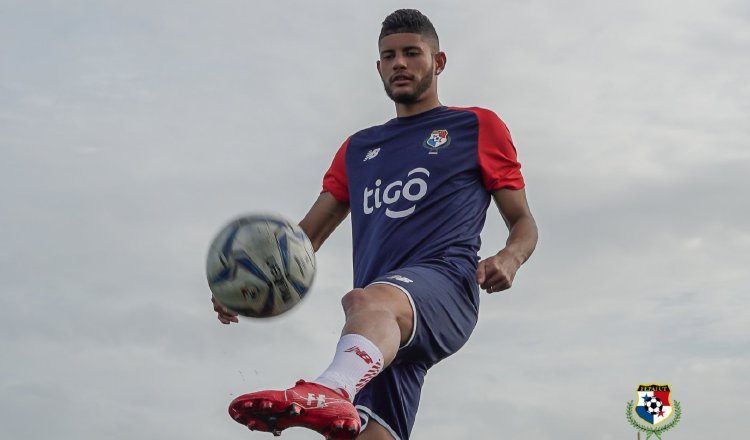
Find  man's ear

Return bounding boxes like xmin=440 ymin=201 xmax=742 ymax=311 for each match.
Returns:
xmin=435 ymin=51 xmax=447 ymax=75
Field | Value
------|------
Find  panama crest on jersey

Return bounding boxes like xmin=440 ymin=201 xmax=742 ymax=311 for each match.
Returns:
xmin=423 ymin=129 xmax=450 ymax=154
xmin=635 ymin=384 xmax=673 ymax=425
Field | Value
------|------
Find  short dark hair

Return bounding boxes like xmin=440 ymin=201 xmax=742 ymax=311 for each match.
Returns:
xmin=379 ymin=9 xmax=439 ymax=50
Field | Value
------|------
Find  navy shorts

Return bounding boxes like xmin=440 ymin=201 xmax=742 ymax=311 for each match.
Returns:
xmin=353 ymin=260 xmax=480 ymax=439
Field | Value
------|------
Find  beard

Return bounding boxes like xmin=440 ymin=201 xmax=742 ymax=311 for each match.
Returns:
xmin=382 ymin=70 xmax=434 ymax=104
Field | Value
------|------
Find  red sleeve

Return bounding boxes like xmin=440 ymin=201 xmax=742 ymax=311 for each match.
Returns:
xmin=321 ymin=137 xmax=350 ymax=203
xmin=469 ymin=108 xmax=525 ymax=191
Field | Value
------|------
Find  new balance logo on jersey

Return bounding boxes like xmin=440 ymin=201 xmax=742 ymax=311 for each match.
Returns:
xmin=363 ymin=167 xmax=430 ymax=219
xmin=363 ymin=148 xmax=381 ymax=162
xmin=344 ymin=346 xmax=373 ymax=364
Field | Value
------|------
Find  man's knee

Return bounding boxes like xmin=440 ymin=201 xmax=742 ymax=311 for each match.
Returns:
xmin=341 ymin=288 xmax=370 ymax=314
xmin=341 ymin=286 xmax=408 ymax=317
xmin=341 ymin=285 xmax=414 ymax=343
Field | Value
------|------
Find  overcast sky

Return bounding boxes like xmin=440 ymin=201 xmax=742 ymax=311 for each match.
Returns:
xmin=1 ymin=1 xmax=748 ymax=439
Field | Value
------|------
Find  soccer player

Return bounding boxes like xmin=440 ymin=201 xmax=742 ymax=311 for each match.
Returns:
xmin=213 ymin=9 xmax=538 ymax=440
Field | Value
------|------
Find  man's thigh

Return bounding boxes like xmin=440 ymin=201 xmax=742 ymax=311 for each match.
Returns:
xmin=357 ymin=419 xmax=394 ymax=440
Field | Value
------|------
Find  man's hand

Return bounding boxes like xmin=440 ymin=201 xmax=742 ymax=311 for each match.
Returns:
xmin=212 ymin=295 xmax=239 ymax=324
xmin=478 ymin=187 xmax=538 ymax=294
xmin=476 ymin=249 xmax=522 ymax=293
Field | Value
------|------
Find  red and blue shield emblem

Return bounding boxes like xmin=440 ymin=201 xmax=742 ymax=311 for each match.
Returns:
xmin=423 ymin=129 xmax=450 ymax=154
xmin=635 ymin=384 xmax=673 ymax=425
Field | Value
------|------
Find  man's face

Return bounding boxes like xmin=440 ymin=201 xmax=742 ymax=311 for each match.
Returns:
xmin=377 ymin=33 xmax=440 ymax=104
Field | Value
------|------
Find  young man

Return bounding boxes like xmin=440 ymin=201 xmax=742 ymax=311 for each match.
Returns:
xmin=213 ymin=9 xmax=538 ymax=440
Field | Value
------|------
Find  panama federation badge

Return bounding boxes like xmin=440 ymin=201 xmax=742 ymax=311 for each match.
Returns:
xmin=423 ymin=129 xmax=450 ymax=154
xmin=626 ymin=384 xmax=682 ymax=439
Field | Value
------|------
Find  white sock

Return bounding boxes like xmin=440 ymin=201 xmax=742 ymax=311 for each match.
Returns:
xmin=313 ymin=334 xmax=384 ymax=401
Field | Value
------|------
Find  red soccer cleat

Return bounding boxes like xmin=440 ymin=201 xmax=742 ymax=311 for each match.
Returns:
xmin=228 ymin=380 xmax=360 ymax=439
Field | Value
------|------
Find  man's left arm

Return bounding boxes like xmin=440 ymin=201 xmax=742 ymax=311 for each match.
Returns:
xmin=476 ymin=187 xmax=538 ymax=293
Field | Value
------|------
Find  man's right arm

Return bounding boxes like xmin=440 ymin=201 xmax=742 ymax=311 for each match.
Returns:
xmin=299 ymin=192 xmax=350 ymax=252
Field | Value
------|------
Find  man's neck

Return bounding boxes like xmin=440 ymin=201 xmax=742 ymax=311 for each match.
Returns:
xmin=394 ymin=96 xmax=442 ymax=118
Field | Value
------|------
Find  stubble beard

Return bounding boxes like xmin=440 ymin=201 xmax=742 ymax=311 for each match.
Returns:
xmin=383 ymin=70 xmax=434 ymax=104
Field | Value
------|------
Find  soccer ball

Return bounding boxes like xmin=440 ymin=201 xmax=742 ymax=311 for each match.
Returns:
xmin=644 ymin=396 xmax=663 ymax=415
xmin=206 ymin=213 xmax=316 ymax=318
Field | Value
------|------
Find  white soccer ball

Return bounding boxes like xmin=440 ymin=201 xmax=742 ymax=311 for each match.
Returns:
xmin=644 ymin=396 xmax=663 ymax=415
xmin=206 ymin=213 xmax=316 ymax=318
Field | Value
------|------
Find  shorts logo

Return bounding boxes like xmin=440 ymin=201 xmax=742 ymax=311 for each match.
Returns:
xmin=363 ymin=167 xmax=430 ymax=219
xmin=387 ymin=275 xmax=413 ymax=283
xmin=423 ymin=129 xmax=450 ymax=154
xmin=626 ymin=384 xmax=682 ymax=438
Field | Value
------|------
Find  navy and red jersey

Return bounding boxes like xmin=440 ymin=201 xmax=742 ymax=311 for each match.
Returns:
xmin=322 ymin=106 xmax=524 ymax=288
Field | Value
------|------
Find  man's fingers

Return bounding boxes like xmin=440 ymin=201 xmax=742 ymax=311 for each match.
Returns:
xmin=212 ymin=297 xmax=238 ymax=316
xmin=218 ymin=313 xmax=239 ymax=324
xmin=218 ymin=310 xmax=239 ymax=321
xmin=483 ymin=273 xmax=512 ymax=293
xmin=215 ymin=304 xmax=235 ymax=315
xmin=478 ymin=254 xmax=520 ymax=293
xmin=213 ymin=296 xmax=239 ymax=323
xmin=480 ymin=264 xmax=498 ymax=290
xmin=476 ymin=261 xmax=486 ymax=284
xmin=478 ymin=261 xmax=497 ymax=289
xmin=495 ymin=276 xmax=513 ymax=291
xmin=493 ymin=280 xmax=511 ymax=292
